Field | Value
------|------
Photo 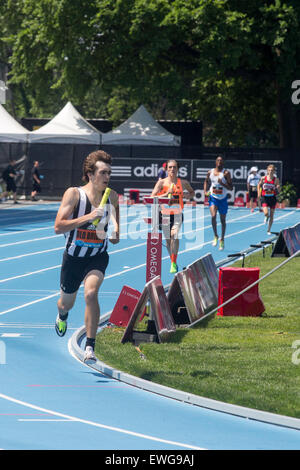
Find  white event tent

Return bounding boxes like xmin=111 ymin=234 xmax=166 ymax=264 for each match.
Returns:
xmin=102 ymin=105 xmax=181 ymax=146
xmin=28 ymin=101 xmax=102 ymax=144
xmin=0 ymin=104 xmax=29 ymax=142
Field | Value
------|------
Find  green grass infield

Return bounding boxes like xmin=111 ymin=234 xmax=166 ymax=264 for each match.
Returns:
xmin=95 ymin=247 xmax=300 ymax=418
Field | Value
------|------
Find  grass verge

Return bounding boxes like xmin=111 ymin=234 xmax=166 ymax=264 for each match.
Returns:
xmin=95 ymin=247 xmax=300 ymax=418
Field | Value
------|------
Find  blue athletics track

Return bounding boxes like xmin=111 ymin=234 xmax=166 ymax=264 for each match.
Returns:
xmin=0 ymin=200 xmax=299 ymax=451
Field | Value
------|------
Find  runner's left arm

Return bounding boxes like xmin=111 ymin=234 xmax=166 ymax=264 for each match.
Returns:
xmin=219 ymin=170 xmax=233 ymax=190
xmin=151 ymin=180 xmax=167 ymax=197
xmin=109 ymin=190 xmax=120 ymax=244
xmin=203 ymin=170 xmax=211 ymax=196
xmin=182 ymin=180 xmax=195 ymax=200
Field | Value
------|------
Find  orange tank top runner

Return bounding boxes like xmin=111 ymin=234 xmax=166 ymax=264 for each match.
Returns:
xmin=158 ymin=178 xmax=184 ymax=215
xmin=262 ymin=176 xmax=276 ymax=196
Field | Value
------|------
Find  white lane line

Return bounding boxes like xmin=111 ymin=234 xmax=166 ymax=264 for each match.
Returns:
xmin=18 ymin=419 xmax=73 ymax=422
xmin=1 ymin=333 xmax=22 ymax=337
xmin=0 ymin=241 xmax=149 ymax=281
xmin=0 ymin=206 xmax=199 ymax=256
xmin=179 ymin=209 xmax=293 ymax=256
xmin=0 ymin=393 xmax=204 ymax=450
xmin=0 ymin=210 xmax=295 ymax=316
xmin=0 ymin=239 xmax=153 ymax=263
xmin=0 ymin=266 xmax=61 ymax=284
xmin=0 ymin=212 xmax=230 ymax=281
xmin=0 ymin=323 xmax=56 ymax=327
xmin=0 ymin=289 xmax=58 ymax=293
xmin=0 ymin=235 xmax=59 ymax=248
xmin=0 ymin=323 xmax=75 ymax=330
xmin=0 ymin=215 xmax=57 ymax=227
xmin=0 ymin=292 xmax=61 ymax=316
xmin=0 ymin=205 xmax=149 ymax=238
xmin=106 ymin=211 xmax=295 ymax=276
xmin=0 ymin=289 xmax=118 ymax=294
xmin=0 ymin=226 xmax=54 ymax=238
xmin=0 ymin=208 xmax=233 ymax=269
xmin=0 ymin=247 xmax=63 ymax=262
xmin=0 ymin=213 xmax=145 ymax=247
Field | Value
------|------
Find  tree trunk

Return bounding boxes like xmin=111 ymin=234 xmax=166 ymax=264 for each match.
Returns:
xmin=275 ymin=80 xmax=300 ymax=183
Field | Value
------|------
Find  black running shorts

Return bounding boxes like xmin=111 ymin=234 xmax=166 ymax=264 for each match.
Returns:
xmin=159 ymin=212 xmax=183 ymax=235
xmin=249 ymin=187 xmax=258 ymax=200
xmin=60 ymin=250 xmax=109 ymax=294
xmin=261 ymin=195 xmax=277 ymax=209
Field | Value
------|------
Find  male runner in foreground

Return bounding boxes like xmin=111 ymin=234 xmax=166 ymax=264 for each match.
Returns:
xmin=151 ymin=159 xmax=195 ymax=273
xmin=54 ymin=150 xmax=119 ymax=364
xmin=203 ymin=155 xmax=233 ymax=250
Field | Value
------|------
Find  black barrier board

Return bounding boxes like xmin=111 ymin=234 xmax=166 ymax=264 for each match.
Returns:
xmin=166 ymin=275 xmax=188 ymax=324
xmin=182 ymin=269 xmax=206 ymax=322
xmin=197 ymin=253 xmax=219 ymax=298
xmin=187 ymin=258 xmax=218 ymax=313
xmin=167 ymin=269 xmax=205 ymax=324
xmin=121 ymin=276 xmax=176 ymax=344
xmin=272 ymin=223 xmax=300 ymax=257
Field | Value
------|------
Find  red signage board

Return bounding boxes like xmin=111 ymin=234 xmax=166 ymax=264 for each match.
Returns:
xmin=146 ymin=232 xmax=162 ymax=283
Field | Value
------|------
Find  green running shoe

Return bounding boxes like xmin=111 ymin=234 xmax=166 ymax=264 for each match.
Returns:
xmin=212 ymin=236 xmax=218 ymax=247
xmin=55 ymin=314 xmax=67 ymax=337
xmin=219 ymin=239 xmax=224 ymax=251
xmin=170 ymin=262 xmax=178 ymax=274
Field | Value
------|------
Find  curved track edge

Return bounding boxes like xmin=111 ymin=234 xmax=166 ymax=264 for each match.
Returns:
xmin=69 ymin=314 xmax=300 ymax=432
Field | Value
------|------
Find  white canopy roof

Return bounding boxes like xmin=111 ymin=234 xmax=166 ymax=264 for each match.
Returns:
xmin=0 ymin=104 xmax=29 ymax=142
xmin=28 ymin=101 xmax=102 ymax=144
xmin=102 ymin=105 xmax=180 ymax=146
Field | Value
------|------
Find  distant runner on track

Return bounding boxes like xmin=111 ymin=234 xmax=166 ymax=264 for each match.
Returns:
xmin=257 ymin=164 xmax=280 ymax=235
xmin=151 ymin=159 xmax=195 ymax=274
xmin=203 ymin=155 xmax=233 ymax=251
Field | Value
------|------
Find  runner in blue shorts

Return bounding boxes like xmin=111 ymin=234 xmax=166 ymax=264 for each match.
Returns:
xmin=208 ymin=195 xmax=228 ymax=215
xmin=204 ymin=155 xmax=233 ymax=250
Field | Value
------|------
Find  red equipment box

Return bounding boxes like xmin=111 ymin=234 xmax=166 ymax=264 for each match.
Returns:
xmin=217 ymin=267 xmax=265 ymax=317
xmin=109 ymin=285 xmax=142 ymax=327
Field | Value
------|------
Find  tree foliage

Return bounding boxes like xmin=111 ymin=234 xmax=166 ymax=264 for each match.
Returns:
xmin=1 ymin=0 xmax=300 ymax=147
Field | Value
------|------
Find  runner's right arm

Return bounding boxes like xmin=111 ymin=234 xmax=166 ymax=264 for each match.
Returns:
xmin=151 ymin=179 xmax=168 ymax=197
xmin=108 ymin=189 xmax=120 ymax=244
xmin=203 ymin=170 xmax=211 ymax=196
xmin=54 ymin=188 xmax=103 ymax=234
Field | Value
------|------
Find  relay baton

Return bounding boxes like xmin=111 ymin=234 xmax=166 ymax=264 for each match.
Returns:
xmin=167 ymin=183 xmax=175 ymax=205
xmin=92 ymin=187 xmax=111 ymax=226
xmin=168 ymin=183 xmax=175 ymax=199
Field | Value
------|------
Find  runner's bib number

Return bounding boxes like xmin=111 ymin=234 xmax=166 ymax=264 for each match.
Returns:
xmin=263 ymin=183 xmax=275 ymax=195
xmin=75 ymin=228 xmax=104 ymax=248
xmin=212 ymin=185 xmax=223 ymax=195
